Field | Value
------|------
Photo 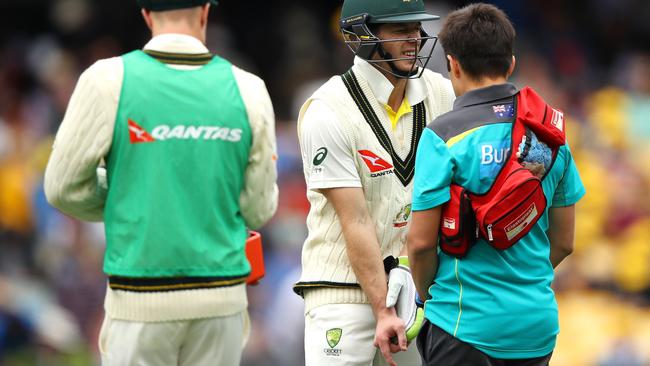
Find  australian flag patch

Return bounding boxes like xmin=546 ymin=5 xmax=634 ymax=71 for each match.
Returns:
xmin=492 ymin=103 xmax=514 ymax=118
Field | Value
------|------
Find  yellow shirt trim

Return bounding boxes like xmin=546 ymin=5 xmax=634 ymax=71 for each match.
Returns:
xmin=446 ymin=127 xmax=481 ymax=148
xmin=384 ymin=97 xmax=412 ymax=130
xmin=453 ymin=258 xmax=464 ymax=336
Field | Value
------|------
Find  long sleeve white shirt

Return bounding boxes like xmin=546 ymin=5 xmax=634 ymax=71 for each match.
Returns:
xmin=43 ymin=34 xmax=278 ymax=321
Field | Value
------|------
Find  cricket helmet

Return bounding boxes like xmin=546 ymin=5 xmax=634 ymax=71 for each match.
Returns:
xmin=339 ymin=0 xmax=439 ymax=78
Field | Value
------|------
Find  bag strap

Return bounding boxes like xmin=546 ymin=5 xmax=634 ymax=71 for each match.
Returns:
xmin=517 ymin=87 xmax=566 ymax=148
xmin=485 ymin=96 xmax=530 ymax=192
xmin=516 ymin=87 xmax=567 ymax=179
xmin=341 ymin=69 xmax=426 ymax=186
xmin=470 ymin=87 xmax=564 ymax=203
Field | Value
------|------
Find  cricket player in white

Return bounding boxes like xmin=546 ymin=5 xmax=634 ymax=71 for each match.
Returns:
xmin=293 ymin=0 xmax=454 ymax=365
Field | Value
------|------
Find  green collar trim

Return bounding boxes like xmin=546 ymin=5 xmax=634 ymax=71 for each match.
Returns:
xmin=143 ymin=49 xmax=214 ymax=65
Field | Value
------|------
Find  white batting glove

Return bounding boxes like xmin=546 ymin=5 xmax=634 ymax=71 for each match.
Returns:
xmin=385 ymin=256 xmax=425 ymax=342
xmin=97 ymin=166 xmax=108 ymax=191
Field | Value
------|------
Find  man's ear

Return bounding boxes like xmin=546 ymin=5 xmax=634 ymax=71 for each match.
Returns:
xmin=200 ymin=3 xmax=210 ymax=28
xmin=141 ymin=9 xmax=153 ymax=31
xmin=448 ymin=55 xmax=462 ymax=79
xmin=507 ymin=55 xmax=516 ymax=78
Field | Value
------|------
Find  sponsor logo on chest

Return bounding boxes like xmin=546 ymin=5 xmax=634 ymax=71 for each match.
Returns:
xmin=358 ymin=149 xmax=394 ymax=177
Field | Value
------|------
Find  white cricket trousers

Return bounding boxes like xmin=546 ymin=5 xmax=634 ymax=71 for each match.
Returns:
xmin=305 ymin=303 xmax=421 ymax=366
xmin=99 ymin=310 xmax=250 ymax=366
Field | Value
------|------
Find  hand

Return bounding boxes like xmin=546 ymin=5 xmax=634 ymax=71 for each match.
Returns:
xmin=386 ymin=256 xmax=425 ymax=342
xmin=373 ymin=307 xmax=406 ymax=366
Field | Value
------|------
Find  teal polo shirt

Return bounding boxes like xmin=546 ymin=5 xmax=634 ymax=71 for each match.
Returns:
xmin=412 ymin=83 xmax=585 ymax=359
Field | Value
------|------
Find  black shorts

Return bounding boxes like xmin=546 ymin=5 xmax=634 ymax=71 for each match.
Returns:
xmin=416 ymin=320 xmax=553 ymax=366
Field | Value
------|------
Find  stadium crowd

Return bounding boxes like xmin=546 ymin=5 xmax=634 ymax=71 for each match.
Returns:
xmin=0 ymin=0 xmax=648 ymax=365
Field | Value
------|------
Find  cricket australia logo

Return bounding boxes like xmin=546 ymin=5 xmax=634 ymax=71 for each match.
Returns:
xmin=324 ymin=328 xmax=342 ymax=356
xmin=393 ymin=204 xmax=412 ymax=228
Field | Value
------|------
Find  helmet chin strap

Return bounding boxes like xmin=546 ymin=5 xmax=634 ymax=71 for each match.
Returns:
xmin=376 ymin=45 xmax=418 ymax=78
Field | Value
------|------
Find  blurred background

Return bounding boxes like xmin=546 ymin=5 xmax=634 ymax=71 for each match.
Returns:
xmin=0 ymin=0 xmax=649 ymax=365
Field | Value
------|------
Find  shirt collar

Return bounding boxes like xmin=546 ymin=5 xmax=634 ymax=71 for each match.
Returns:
xmin=351 ymin=56 xmax=427 ymax=106
xmin=453 ymin=83 xmax=518 ymax=108
xmin=143 ymin=34 xmax=209 ymax=54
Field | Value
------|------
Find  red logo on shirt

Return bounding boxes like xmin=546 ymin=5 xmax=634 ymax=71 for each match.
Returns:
xmin=358 ymin=150 xmax=393 ymax=173
xmin=128 ymin=119 xmax=156 ymax=144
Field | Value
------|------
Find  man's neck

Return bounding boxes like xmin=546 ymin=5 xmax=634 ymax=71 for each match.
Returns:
xmin=458 ymin=76 xmax=508 ymax=96
xmin=374 ymin=64 xmax=409 ymax=111
xmin=387 ymin=78 xmax=408 ymax=111
xmin=152 ymin=28 xmax=205 ymax=44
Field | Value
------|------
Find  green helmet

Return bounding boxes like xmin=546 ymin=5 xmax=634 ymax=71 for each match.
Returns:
xmin=339 ymin=0 xmax=440 ymax=78
xmin=341 ymin=0 xmax=438 ymax=24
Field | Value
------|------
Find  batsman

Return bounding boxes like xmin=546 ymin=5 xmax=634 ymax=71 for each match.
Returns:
xmin=293 ymin=0 xmax=454 ymax=365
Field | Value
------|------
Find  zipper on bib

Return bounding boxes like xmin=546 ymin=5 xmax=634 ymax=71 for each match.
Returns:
xmin=487 ymin=224 xmax=494 ymax=241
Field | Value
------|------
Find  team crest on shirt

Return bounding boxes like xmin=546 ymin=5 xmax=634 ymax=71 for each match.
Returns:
xmin=324 ymin=328 xmax=342 ymax=356
xmin=358 ymin=150 xmax=394 ymax=177
xmin=393 ymin=204 xmax=412 ymax=228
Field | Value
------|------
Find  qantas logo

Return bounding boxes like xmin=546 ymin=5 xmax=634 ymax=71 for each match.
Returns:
xmin=127 ymin=119 xmax=242 ymax=144
xmin=358 ymin=150 xmax=393 ymax=173
xmin=128 ymin=119 xmax=155 ymax=143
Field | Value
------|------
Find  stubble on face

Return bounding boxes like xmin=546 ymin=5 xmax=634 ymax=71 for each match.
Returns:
xmin=374 ymin=22 xmax=422 ymax=72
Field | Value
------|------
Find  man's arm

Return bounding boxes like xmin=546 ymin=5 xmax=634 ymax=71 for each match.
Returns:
xmin=321 ymin=187 xmax=406 ymax=366
xmin=44 ymin=58 xmax=121 ymax=221
xmin=548 ymin=144 xmax=584 ymax=268
xmin=233 ymin=68 xmax=279 ymax=229
xmin=407 ymin=207 xmax=441 ymax=301
xmin=547 ymin=205 xmax=575 ymax=268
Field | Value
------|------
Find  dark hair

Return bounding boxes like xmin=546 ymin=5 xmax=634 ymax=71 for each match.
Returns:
xmin=438 ymin=3 xmax=515 ymax=80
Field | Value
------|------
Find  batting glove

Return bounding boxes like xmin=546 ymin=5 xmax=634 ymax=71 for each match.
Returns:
xmin=384 ymin=256 xmax=425 ymax=342
xmin=97 ymin=166 xmax=108 ymax=192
